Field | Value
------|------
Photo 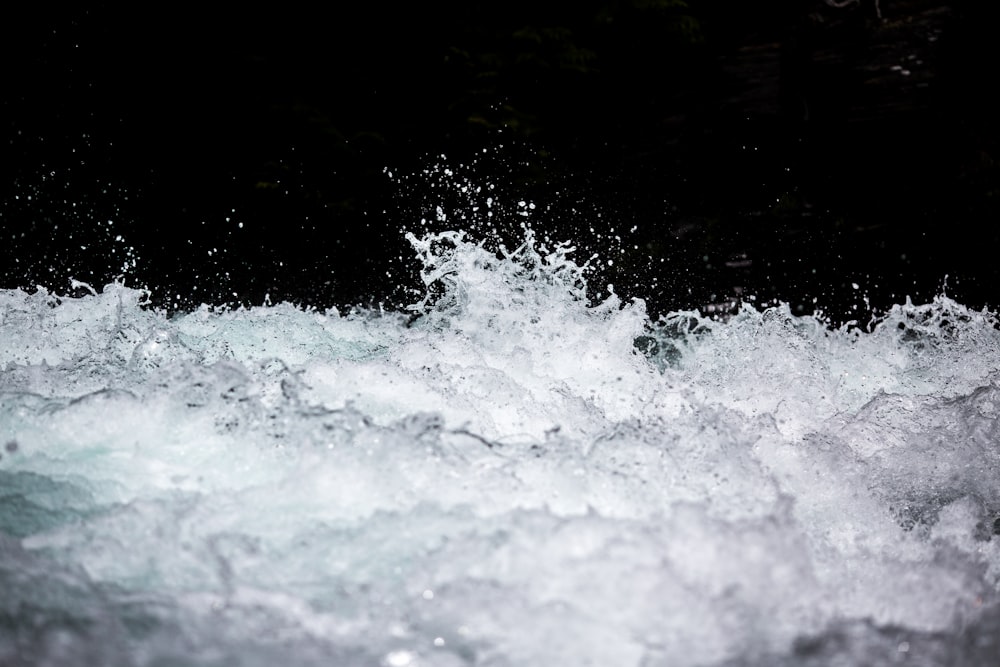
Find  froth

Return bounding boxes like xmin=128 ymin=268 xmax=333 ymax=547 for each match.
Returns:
xmin=1 ymin=230 xmax=999 ymax=666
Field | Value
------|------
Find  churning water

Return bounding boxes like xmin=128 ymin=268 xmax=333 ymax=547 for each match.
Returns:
xmin=2 ymin=224 xmax=1000 ymax=666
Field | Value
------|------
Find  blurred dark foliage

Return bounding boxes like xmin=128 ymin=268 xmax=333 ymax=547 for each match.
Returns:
xmin=2 ymin=1 xmax=998 ymax=323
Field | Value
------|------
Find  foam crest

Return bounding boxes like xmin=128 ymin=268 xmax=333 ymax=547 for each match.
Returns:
xmin=2 ymin=228 xmax=1000 ymax=666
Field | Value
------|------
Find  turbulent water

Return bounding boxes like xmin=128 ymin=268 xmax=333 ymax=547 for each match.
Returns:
xmin=2 ymin=228 xmax=1000 ymax=666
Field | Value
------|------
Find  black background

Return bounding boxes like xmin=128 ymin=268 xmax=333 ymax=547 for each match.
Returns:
xmin=3 ymin=1 xmax=998 ymax=324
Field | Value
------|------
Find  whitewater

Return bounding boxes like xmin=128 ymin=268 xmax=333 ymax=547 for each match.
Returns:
xmin=2 ymin=225 xmax=1000 ymax=666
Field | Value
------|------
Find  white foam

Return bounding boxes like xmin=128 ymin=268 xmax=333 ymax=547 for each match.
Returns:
xmin=2 ymin=230 xmax=999 ymax=666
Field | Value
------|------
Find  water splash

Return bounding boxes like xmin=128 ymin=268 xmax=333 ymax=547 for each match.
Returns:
xmin=1 ymin=228 xmax=999 ymax=666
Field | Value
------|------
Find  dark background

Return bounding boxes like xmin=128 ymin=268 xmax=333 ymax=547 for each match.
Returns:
xmin=2 ymin=1 xmax=998 ymax=324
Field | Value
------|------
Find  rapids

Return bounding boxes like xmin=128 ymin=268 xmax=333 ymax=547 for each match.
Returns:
xmin=1 ymin=228 xmax=999 ymax=666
